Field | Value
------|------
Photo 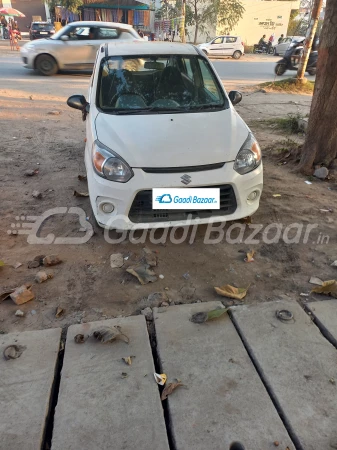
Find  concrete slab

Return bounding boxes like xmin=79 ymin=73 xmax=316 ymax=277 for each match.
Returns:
xmin=307 ymin=300 xmax=337 ymax=346
xmin=51 ymin=316 xmax=170 ymax=450
xmin=232 ymin=300 xmax=337 ymax=450
xmin=0 ymin=328 xmax=61 ymax=450
xmin=154 ymin=302 xmax=294 ymax=450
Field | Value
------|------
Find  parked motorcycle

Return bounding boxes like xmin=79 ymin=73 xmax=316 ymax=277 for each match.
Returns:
xmin=274 ymin=42 xmax=317 ymax=76
xmin=253 ymin=42 xmax=274 ymax=55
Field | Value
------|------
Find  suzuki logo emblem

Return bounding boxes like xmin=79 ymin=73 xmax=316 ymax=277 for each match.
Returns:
xmin=180 ymin=174 xmax=191 ymax=185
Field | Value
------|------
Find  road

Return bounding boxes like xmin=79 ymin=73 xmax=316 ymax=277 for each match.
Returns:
xmin=0 ymin=51 xmax=314 ymax=93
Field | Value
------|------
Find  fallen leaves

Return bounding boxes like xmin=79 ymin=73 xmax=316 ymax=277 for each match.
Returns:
xmin=122 ymin=356 xmax=135 ymax=366
xmin=0 ymin=289 xmax=15 ymax=302
xmin=143 ymin=247 xmax=157 ymax=267
xmin=93 ymin=326 xmax=129 ymax=344
xmin=73 ymin=190 xmax=89 ymax=197
xmin=126 ymin=264 xmax=157 ymax=285
xmin=245 ymin=250 xmax=255 ymax=263
xmin=10 ymin=284 xmax=34 ymax=305
xmin=154 ymin=372 xmax=167 ymax=385
xmin=311 ymin=280 xmax=337 ymax=298
xmin=78 ymin=175 xmax=87 ymax=181
xmin=55 ymin=306 xmax=64 ymax=318
xmin=35 ymin=271 xmax=54 ymax=284
xmin=0 ymin=260 xmax=5 ymax=267
xmin=309 ymin=276 xmax=323 ymax=286
xmin=74 ymin=334 xmax=87 ymax=344
xmin=191 ymin=307 xmax=229 ymax=324
xmin=161 ymin=380 xmax=184 ymax=400
xmin=214 ymin=284 xmax=249 ymax=300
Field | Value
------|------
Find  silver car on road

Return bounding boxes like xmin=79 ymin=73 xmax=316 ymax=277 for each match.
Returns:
xmin=21 ymin=21 xmax=141 ymax=75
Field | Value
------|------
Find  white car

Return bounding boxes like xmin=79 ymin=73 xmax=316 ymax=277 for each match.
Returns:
xmin=20 ymin=21 xmax=141 ymax=75
xmin=198 ymin=36 xmax=244 ymax=59
xmin=273 ymin=36 xmax=305 ymax=56
xmin=67 ymin=41 xmax=263 ymax=230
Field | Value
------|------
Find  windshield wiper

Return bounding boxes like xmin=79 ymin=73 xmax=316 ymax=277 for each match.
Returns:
xmin=113 ymin=106 xmax=183 ymax=115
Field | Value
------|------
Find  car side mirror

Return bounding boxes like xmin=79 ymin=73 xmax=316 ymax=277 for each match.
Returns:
xmin=60 ymin=35 xmax=69 ymax=42
xmin=228 ymin=90 xmax=242 ymax=105
xmin=67 ymin=95 xmax=89 ymax=121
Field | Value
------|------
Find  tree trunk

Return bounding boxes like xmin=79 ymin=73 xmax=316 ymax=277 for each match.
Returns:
xmin=297 ymin=0 xmax=337 ymax=175
xmin=194 ymin=22 xmax=199 ymax=44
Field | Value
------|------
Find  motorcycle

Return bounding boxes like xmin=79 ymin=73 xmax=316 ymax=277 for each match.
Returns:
xmin=253 ymin=42 xmax=274 ymax=55
xmin=274 ymin=42 xmax=317 ymax=76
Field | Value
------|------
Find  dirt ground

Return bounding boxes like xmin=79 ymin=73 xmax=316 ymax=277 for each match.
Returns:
xmin=1 ymin=56 xmax=336 ymax=333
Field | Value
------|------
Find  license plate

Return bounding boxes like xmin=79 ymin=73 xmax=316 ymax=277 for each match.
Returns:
xmin=40 ymin=32 xmax=48 ymax=35
xmin=152 ymin=188 xmax=220 ymax=210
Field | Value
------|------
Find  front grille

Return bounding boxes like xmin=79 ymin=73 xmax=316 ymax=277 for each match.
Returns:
xmin=128 ymin=185 xmax=237 ymax=223
xmin=142 ymin=163 xmax=225 ymax=174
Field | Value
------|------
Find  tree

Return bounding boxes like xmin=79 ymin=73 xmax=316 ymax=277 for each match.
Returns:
xmin=296 ymin=0 xmax=337 ymax=174
xmin=186 ymin=0 xmax=244 ymax=44
xmin=46 ymin=0 xmax=83 ymax=14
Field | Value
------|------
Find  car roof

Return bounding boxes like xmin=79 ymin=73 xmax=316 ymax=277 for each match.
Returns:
xmin=106 ymin=41 xmax=199 ymax=56
xmin=68 ymin=20 xmax=133 ymax=29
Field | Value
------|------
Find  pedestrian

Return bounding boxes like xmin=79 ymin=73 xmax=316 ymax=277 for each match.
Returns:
xmin=268 ymin=33 xmax=275 ymax=44
xmin=137 ymin=29 xmax=144 ymax=38
xmin=278 ymin=34 xmax=284 ymax=44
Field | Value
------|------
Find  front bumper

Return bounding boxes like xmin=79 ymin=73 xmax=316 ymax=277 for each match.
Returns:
xmin=20 ymin=47 xmax=37 ymax=69
xmin=86 ymin=155 xmax=263 ymax=230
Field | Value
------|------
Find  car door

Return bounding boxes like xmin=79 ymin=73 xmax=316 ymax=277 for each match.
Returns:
xmin=208 ymin=37 xmax=225 ymax=56
xmin=222 ymin=36 xmax=237 ymax=55
xmin=56 ymin=25 xmax=98 ymax=70
xmin=278 ymin=37 xmax=291 ymax=56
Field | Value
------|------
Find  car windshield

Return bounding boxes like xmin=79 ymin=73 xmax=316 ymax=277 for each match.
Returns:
xmin=32 ymin=23 xmax=53 ymax=30
xmin=97 ymin=54 xmax=228 ymax=114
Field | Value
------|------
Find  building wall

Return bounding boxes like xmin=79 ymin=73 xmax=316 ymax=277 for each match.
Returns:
xmin=225 ymin=0 xmax=300 ymax=46
xmin=185 ymin=0 xmax=300 ymax=45
xmin=10 ymin=0 xmax=48 ymax=29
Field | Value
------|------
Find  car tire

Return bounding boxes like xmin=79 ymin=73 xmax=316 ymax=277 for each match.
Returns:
xmin=307 ymin=68 xmax=316 ymax=76
xmin=35 ymin=54 xmax=58 ymax=76
xmin=274 ymin=63 xmax=286 ymax=76
xmin=232 ymin=50 xmax=242 ymax=59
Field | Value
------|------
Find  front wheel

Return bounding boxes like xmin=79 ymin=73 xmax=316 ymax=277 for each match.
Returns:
xmin=35 ymin=54 xmax=58 ymax=76
xmin=307 ymin=67 xmax=316 ymax=76
xmin=232 ymin=50 xmax=242 ymax=59
xmin=275 ymin=63 xmax=286 ymax=76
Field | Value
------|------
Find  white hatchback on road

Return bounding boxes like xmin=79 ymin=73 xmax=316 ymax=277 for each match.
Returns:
xmin=67 ymin=41 xmax=262 ymax=230
xmin=198 ymin=36 xmax=244 ymax=59
xmin=20 ymin=21 xmax=141 ymax=75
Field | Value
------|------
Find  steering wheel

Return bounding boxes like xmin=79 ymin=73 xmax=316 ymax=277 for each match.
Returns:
xmin=110 ymin=91 xmax=147 ymax=107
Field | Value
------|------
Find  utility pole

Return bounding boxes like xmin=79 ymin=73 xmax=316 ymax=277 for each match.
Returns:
xmin=297 ymin=0 xmax=323 ymax=80
xmin=181 ymin=0 xmax=186 ymax=43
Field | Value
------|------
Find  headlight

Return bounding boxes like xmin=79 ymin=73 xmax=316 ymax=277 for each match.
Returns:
xmin=234 ymin=133 xmax=261 ymax=175
xmin=92 ymin=141 xmax=133 ymax=183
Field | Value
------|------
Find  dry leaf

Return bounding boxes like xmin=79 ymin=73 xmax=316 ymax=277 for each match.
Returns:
xmin=10 ymin=284 xmax=34 ymax=305
xmin=126 ymin=264 xmax=157 ymax=285
xmin=191 ymin=307 xmax=229 ymax=323
xmin=309 ymin=276 xmax=323 ymax=286
xmin=78 ymin=175 xmax=87 ymax=181
xmin=143 ymin=247 xmax=157 ymax=267
xmin=214 ymin=284 xmax=248 ymax=300
xmin=122 ymin=356 xmax=135 ymax=366
xmin=272 ymin=194 xmax=281 ymax=198
xmin=311 ymin=280 xmax=337 ymax=298
xmin=154 ymin=372 xmax=167 ymax=385
xmin=55 ymin=306 xmax=64 ymax=318
xmin=161 ymin=381 xmax=184 ymax=400
xmin=331 ymin=261 xmax=337 ymax=267
xmin=73 ymin=190 xmax=89 ymax=197
xmin=121 ymin=372 xmax=128 ymax=378
xmin=14 ymin=262 xmax=22 ymax=269
xmin=74 ymin=334 xmax=87 ymax=344
xmin=0 ymin=289 xmax=15 ymax=303
xmin=0 ymin=260 xmax=5 ymax=267
xmin=93 ymin=326 xmax=129 ymax=344
xmin=245 ymin=249 xmax=255 ymax=263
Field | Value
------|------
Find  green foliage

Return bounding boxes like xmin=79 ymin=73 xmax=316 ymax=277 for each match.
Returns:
xmin=186 ymin=0 xmax=244 ymax=43
xmin=46 ymin=0 xmax=84 ymax=14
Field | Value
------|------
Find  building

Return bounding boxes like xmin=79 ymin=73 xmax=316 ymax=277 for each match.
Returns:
xmin=1 ymin=0 xmax=51 ymax=29
xmin=187 ymin=0 xmax=300 ymax=45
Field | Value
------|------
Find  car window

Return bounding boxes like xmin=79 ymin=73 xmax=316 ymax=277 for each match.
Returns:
xmin=97 ymin=27 xmax=119 ymax=39
xmin=97 ymin=54 xmax=227 ymax=113
xmin=226 ymin=37 xmax=237 ymax=43
xmin=32 ymin=23 xmax=53 ymax=30
xmin=66 ymin=26 xmax=96 ymax=40
xmin=212 ymin=37 xmax=223 ymax=44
